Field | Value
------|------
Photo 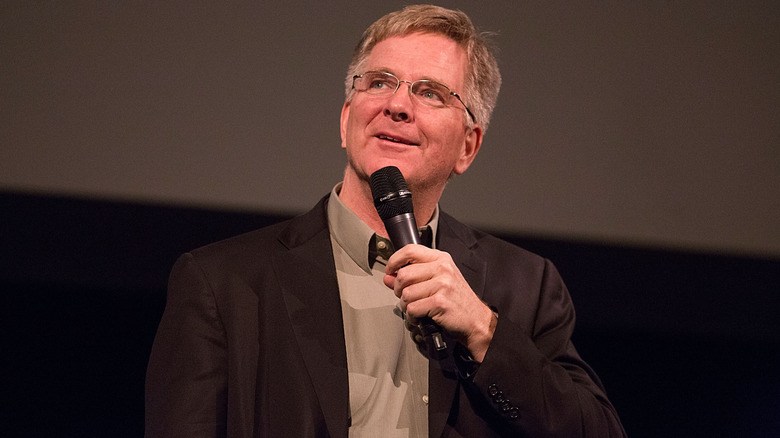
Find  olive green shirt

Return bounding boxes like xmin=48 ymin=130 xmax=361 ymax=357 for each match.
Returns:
xmin=327 ymin=183 xmax=438 ymax=438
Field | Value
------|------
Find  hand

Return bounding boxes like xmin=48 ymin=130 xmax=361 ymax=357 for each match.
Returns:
xmin=384 ymin=244 xmax=496 ymax=362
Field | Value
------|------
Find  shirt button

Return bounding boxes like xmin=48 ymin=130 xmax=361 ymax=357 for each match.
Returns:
xmin=377 ymin=240 xmax=387 ymax=250
xmin=422 ymin=395 xmax=429 ymax=405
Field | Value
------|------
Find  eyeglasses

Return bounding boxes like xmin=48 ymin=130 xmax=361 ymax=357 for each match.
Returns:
xmin=352 ymin=71 xmax=476 ymax=124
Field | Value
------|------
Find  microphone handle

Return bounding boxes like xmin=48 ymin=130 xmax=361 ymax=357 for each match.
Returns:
xmin=384 ymin=213 xmax=421 ymax=246
xmin=384 ymin=214 xmax=448 ymax=352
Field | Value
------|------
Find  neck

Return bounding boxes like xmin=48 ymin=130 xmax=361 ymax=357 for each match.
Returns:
xmin=339 ymin=168 xmax=440 ymax=238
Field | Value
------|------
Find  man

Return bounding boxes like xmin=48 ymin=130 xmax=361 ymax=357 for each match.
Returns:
xmin=146 ymin=5 xmax=625 ymax=437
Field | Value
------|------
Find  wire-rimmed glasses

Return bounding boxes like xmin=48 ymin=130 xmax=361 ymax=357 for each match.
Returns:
xmin=352 ymin=71 xmax=476 ymax=124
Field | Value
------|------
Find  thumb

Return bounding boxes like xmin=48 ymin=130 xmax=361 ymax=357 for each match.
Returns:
xmin=383 ymin=273 xmax=396 ymax=290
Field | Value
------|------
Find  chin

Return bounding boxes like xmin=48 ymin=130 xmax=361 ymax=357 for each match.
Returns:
xmin=366 ymin=161 xmax=411 ymax=178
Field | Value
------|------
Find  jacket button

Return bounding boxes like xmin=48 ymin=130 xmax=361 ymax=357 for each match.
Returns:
xmin=509 ymin=407 xmax=520 ymax=420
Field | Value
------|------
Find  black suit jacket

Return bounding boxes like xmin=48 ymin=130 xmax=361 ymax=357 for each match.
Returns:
xmin=146 ymin=195 xmax=625 ymax=437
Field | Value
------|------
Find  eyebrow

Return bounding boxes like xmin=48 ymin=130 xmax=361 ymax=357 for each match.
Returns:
xmin=369 ymin=67 xmax=398 ymax=76
xmin=368 ymin=67 xmax=448 ymax=86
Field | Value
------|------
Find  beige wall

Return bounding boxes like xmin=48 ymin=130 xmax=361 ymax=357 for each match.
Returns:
xmin=2 ymin=1 xmax=778 ymax=257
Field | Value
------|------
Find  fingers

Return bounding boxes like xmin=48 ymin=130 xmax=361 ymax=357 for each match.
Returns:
xmin=392 ymin=262 xmax=437 ymax=297
xmin=387 ymin=261 xmax=443 ymax=317
xmin=384 ymin=244 xmax=438 ymax=275
xmin=384 ymin=246 xmax=460 ymax=316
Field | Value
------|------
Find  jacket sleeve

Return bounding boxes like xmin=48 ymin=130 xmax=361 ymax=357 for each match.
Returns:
xmin=145 ymin=253 xmax=228 ymax=438
xmin=462 ymin=258 xmax=626 ymax=437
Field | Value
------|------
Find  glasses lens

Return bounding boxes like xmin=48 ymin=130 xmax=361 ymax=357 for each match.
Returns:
xmin=411 ymin=81 xmax=450 ymax=107
xmin=357 ymin=72 xmax=398 ymax=94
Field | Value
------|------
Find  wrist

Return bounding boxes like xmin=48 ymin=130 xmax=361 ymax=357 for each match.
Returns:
xmin=466 ymin=305 xmax=498 ymax=363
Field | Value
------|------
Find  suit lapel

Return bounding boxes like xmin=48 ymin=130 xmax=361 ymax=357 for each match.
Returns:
xmin=273 ymin=197 xmax=350 ymax=438
xmin=438 ymin=212 xmax=488 ymax=301
xmin=428 ymin=213 xmax=487 ymax=437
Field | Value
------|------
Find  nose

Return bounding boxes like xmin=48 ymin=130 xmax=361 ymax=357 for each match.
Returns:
xmin=383 ymin=81 xmax=414 ymax=122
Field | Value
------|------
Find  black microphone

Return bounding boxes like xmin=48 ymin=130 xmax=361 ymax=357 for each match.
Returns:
xmin=369 ymin=165 xmax=447 ymax=353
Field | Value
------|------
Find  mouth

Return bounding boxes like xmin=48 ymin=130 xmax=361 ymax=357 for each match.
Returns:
xmin=376 ymin=134 xmax=419 ymax=146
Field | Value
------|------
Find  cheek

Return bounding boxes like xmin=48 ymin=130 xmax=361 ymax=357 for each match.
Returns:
xmin=430 ymin=122 xmax=467 ymax=155
xmin=350 ymin=97 xmax=383 ymax=124
xmin=342 ymin=110 xmax=365 ymax=146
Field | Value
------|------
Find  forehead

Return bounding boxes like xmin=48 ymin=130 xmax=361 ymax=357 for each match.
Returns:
xmin=365 ymin=32 xmax=468 ymax=89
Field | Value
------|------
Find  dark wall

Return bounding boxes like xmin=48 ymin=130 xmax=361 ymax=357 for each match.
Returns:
xmin=3 ymin=1 xmax=779 ymax=257
xmin=2 ymin=191 xmax=779 ymax=437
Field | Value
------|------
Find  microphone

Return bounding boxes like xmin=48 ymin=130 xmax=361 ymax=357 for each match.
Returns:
xmin=369 ymin=166 xmax=447 ymax=353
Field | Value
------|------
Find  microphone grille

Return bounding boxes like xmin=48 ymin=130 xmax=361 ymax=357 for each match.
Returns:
xmin=369 ymin=166 xmax=414 ymax=220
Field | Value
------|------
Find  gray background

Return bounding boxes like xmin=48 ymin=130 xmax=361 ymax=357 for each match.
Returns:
xmin=3 ymin=0 xmax=778 ymax=257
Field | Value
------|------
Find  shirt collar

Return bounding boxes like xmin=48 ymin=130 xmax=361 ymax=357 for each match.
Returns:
xmin=327 ymin=183 xmax=439 ymax=273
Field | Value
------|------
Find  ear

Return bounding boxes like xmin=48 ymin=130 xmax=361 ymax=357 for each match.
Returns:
xmin=339 ymin=101 xmax=351 ymax=149
xmin=452 ymin=124 xmax=483 ymax=175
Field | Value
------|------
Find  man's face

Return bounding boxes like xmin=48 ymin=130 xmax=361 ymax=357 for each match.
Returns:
xmin=340 ymin=32 xmax=482 ymax=195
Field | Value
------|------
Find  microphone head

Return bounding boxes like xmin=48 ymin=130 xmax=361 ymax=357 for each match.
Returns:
xmin=369 ymin=166 xmax=414 ymax=220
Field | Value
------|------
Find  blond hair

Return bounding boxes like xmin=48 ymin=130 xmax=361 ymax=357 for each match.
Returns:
xmin=344 ymin=4 xmax=501 ymax=130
